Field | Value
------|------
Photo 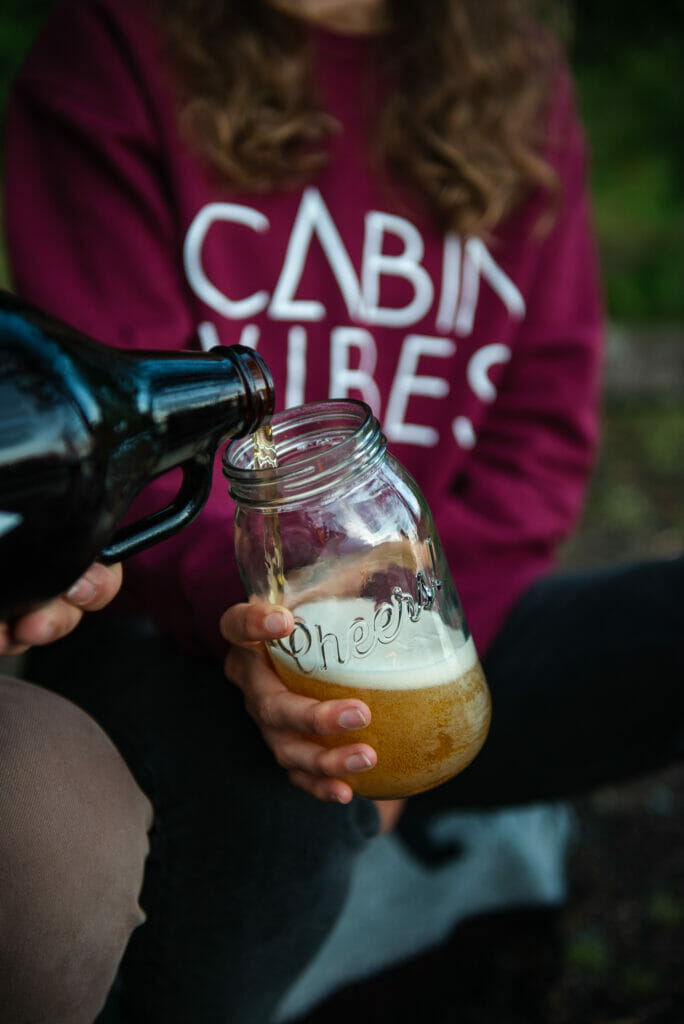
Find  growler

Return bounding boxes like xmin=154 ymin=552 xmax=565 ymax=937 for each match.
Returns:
xmin=0 ymin=291 xmax=274 ymax=620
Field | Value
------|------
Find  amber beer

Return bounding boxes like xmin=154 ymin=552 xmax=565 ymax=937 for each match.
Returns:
xmin=268 ymin=597 xmax=492 ymax=799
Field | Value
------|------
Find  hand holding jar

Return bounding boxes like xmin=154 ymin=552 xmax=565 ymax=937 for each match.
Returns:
xmin=222 ymin=400 xmax=492 ymax=802
xmin=220 ymin=600 xmax=380 ymax=805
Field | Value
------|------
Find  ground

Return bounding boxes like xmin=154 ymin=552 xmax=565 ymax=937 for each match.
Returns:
xmin=293 ymin=771 xmax=684 ymax=1024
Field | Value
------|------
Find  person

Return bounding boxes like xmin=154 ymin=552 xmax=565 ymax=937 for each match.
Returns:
xmin=0 ymin=562 xmax=123 ymax=654
xmin=2 ymin=0 xmax=682 ymax=1021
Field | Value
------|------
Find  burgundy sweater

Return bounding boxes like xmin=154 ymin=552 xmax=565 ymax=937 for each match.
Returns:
xmin=5 ymin=0 xmax=604 ymax=658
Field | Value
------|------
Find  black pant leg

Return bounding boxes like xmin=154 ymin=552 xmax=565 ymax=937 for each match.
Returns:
xmin=410 ymin=556 xmax=684 ymax=813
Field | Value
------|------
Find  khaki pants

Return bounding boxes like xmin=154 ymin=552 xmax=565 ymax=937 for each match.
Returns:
xmin=0 ymin=674 xmax=152 ymax=1024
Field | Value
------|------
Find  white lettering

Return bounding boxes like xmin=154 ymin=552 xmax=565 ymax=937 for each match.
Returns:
xmin=362 ymin=211 xmax=434 ymax=327
xmin=270 ymin=188 xmax=364 ymax=322
xmin=286 ymin=326 xmax=308 ymax=408
xmin=436 ymin=233 xmax=462 ymax=333
xmin=467 ymin=343 xmax=512 ymax=402
xmin=452 ymin=416 xmax=477 ymax=450
xmin=455 ymin=237 xmax=525 ymax=336
xmin=385 ymin=335 xmax=456 ymax=447
xmin=329 ymin=327 xmax=381 ymax=416
xmin=238 ymin=324 xmax=260 ymax=349
xmin=197 ymin=320 xmax=221 ymax=351
xmin=184 ymin=203 xmax=270 ymax=319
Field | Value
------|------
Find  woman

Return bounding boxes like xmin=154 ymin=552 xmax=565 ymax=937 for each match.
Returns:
xmin=4 ymin=1 xmax=682 ymax=1021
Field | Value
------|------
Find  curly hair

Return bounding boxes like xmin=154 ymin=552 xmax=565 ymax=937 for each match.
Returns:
xmin=160 ymin=0 xmax=564 ymax=235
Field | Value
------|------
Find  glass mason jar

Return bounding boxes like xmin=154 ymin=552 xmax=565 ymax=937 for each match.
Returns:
xmin=223 ymin=400 xmax=491 ymax=800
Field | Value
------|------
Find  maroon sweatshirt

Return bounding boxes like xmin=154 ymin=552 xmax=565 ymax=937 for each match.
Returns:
xmin=4 ymin=0 xmax=604 ymax=658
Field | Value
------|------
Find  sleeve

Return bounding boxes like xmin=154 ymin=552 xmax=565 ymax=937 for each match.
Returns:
xmin=436 ymin=65 xmax=605 ymax=654
xmin=3 ymin=0 xmax=240 ymax=659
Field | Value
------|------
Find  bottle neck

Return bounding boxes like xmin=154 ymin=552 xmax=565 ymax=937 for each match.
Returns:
xmin=133 ymin=345 xmax=274 ymax=473
xmin=1 ymin=290 xmax=275 ymax=484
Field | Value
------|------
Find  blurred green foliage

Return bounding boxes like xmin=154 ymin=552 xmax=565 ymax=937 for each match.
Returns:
xmin=565 ymin=929 xmax=613 ymax=977
xmin=0 ymin=1 xmax=682 ymax=320
xmin=0 ymin=1 xmax=52 ymax=289
xmin=560 ymin=402 xmax=684 ymax=568
xmin=0 ymin=1 xmax=46 ymax=116
xmin=572 ymin=2 xmax=684 ymax=322
xmin=648 ymin=888 xmax=684 ymax=927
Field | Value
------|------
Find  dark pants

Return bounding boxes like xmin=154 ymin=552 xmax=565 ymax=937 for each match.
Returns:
xmin=2 ymin=556 xmax=682 ymax=1023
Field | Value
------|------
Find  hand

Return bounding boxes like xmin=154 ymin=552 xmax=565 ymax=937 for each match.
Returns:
xmin=220 ymin=601 xmax=378 ymax=804
xmin=0 ymin=562 xmax=123 ymax=656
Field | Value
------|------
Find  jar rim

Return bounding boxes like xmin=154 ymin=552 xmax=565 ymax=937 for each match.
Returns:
xmin=223 ymin=399 xmax=386 ymax=508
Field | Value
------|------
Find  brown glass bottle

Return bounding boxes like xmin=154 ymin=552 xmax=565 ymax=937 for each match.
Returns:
xmin=0 ymin=291 xmax=274 ymax=620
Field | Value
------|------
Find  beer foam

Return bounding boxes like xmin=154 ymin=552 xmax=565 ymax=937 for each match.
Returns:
xmin=269 ymin=596 xmax=479 ymax=690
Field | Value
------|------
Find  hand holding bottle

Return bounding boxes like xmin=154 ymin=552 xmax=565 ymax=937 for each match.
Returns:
xmin=0 ymin=561 xmax=122 ymax=655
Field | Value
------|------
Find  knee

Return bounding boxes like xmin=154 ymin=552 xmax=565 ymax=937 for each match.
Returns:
xmin=0 ymin=675 xmax=153 ymax=1024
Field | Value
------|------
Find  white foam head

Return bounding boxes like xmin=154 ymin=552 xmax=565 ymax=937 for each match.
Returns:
xmin=269 ymin=596 xmax=478 ymax=689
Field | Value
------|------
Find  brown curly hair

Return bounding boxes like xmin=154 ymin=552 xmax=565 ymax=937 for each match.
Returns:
xmin=160 ymin=0 xmax=564 ymax=235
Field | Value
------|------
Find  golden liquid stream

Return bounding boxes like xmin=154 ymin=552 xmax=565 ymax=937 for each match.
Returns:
xmin=253 ymin=423 xmax=285 ymax=604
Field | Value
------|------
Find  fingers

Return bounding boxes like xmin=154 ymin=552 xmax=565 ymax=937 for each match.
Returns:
xmin=64 ymin=562 xmax=123 ymax=611
xmin=265 ymin=725 xmax=376 ymax=783
xmin=225 ymin=643 xmax=371 ymax=737
xmin=264 ymin=692 xmax=372 ymax=737
xmin=223 ymin=622 xmax=377 ymax=804
xmin=272 ymin=726 xmax=377 ymax=804
xmin=0 ymin=562 xmax=123 ymax=655
xmin=220 ymin=601 xmax=294 ymax=648
xmin=8 ymin=597 xmax=83 ymax=648
xmin=287 ymin=771 xmax=357 ymax=805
